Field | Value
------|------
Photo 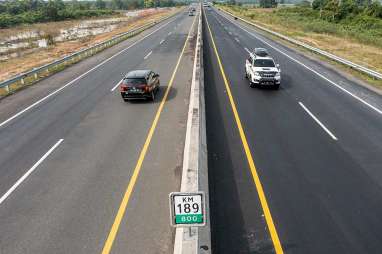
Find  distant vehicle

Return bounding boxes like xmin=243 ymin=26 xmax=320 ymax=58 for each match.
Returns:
xmin=120 ymin=70 xmax=160 ymax=101
xmin=188 ymin=10 xmax=195 ymax=16
xmin=245 ymin=48 xmax=281 ymax=89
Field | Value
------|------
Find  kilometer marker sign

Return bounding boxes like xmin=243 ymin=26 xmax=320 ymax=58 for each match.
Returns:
xmin=169 ymin=192 xmax=206 ymax=227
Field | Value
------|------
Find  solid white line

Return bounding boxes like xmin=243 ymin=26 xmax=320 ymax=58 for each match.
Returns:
xmin=160 ymin=39 xmax=165 ymax=44
xmin=0 ymin=139 xmax=64 ymax=205
xmin=0 ymin=17 xmax=178 ymax=129
xmin=244 ymin=47 xmax=250 ymax=54
xmin=299 ymin=102 xmax=338 ymax=141
xmin=218 ymin=11 xmax=382 ymax=115
xmin=144 ymin=51 xmax=152 ymax=60
xmin=111 ymin=78 xmax=123 ymax=92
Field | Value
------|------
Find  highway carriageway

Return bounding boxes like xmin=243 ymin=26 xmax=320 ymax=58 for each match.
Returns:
xmin=204 ymin=6 xmax=382 ymax=254
xmin=0 ymin=9 xmax=198 ymax=254
xmin=0 ymin=4 xmax=382 ymax=254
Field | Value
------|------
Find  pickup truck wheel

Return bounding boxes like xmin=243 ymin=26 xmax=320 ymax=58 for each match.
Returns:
xmin=249 ymin=82 xmax=256 ymax=88
xmin=150 ymin=90 xmax=155 ymax=101
xmin=245 ymin=70 xmax=248 ymax=78
xmin=273 ymin=84 xmax=280 ymax=90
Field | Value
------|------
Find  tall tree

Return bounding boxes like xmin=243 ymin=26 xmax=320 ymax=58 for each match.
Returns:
xmin=95 ymin=0 xmax=106 ymax=9
xmin=259 ymin=0 xmax=277 ymax=8
xmin=144 ymin=0 xmax=154 ymax=8
xmin=112 ymin=0 xmax=124 ymax=9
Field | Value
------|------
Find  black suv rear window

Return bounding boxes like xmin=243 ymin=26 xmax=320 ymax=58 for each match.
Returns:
xmin=123 ymin=78 xmax=146 ymax=84
xmin=254 ymin=59 xmax=275 ymax=67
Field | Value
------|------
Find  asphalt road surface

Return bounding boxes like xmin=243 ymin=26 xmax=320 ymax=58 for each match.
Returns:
xmin=203 ymin=6 xmax=382 ymax=254
xmin=2 ymin=5 xmax=382 ymax=254
xmin=0 ymin=9 xmax=197 ymax=254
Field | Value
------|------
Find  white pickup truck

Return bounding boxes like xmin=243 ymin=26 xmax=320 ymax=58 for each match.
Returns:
xmin=245 ymin=48 xmax=281 ymax=89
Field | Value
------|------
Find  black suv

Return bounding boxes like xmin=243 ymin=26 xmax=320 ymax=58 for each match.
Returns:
xmin=120 ymin=70 xmax=160 ymax=101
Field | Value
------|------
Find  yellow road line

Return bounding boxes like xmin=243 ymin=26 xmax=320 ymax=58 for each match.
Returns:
xmin=101 ymin=15 xmax=197 ymax=254
xmin=204 ymin=9 xmax=284 ymax=254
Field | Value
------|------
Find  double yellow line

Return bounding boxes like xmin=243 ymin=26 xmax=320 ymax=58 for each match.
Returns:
xmin=101 ymin=14 xmax=197 ymax=254
xmin=204 ymin=8 xmax=284 ymax=254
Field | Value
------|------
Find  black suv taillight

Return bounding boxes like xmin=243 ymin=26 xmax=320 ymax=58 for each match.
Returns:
xmin=120 ymin=84 xmax=128 ymax=92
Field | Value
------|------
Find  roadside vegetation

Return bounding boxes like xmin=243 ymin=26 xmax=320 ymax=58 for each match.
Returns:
xmin=0 ymin=0 xmax=181 ymax=28
xmin=218 ymin=0 xmax=382 ymax=88
xmin=0 ymin=8 xmax=178 ymax=95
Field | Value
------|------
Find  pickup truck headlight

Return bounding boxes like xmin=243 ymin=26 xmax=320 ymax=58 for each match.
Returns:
xmin=253 ymin=72 xmax=261 ymax=77
xmin=275 ymin=72 xmax=281 ymax=78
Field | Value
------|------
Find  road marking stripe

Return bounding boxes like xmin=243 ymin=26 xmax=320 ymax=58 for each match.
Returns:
xmin=299 ymin=102 xmax=338 ymax=140
xmin=100 ymin=14 xmax=197 ymax=254
xmin=0 ymin=139 xmax=64 ymax=206
xmin=0 ymin=17 xmax=179 ymax=129
xmin=244 ymin=47 xmax=250 ymax=53
xmin=144 ymin=51 xmax=152 ymax=60
xmin=218 ymin=11 xmax=382 ymax=115
xmin=160 ymin=39 xmax=165 ymax=44
xmin=110 ymin=78 xmax=123 ymax=92
xmin=168 ymin=31 xmax=172 ymax=35
xmin=205 ymin=10 xmax=284 ymax=254
xmin=235 ymin=37 xmax=240 ymax=43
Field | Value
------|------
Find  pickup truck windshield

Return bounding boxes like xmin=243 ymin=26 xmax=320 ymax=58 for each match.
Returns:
xmin=254 ymin=59 xmax=275 ymax=67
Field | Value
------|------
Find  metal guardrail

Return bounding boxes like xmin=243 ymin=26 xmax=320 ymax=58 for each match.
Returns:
xmin=0 ymin=10 xmax=181 ymax=95
xmin=219 ymin=7 xmax=382 ymax=80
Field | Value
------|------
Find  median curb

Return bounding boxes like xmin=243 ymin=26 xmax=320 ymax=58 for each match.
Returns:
xmin=173 ymin=5 xmax=211 ymax=254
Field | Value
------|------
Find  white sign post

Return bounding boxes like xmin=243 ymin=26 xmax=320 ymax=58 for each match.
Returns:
xmin=169 ymin=192 xmax=206 ymax=227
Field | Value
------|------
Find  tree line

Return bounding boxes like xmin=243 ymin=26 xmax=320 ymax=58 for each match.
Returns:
xmin=224 ymin=0 xmax=382 ymax=20
xmin=0 ymin=0 xmax=181 ymax=28
xmin=111 ymin=0 xmax=178 ymax=9
xmin=311 ymin=0 xmax=382 ymax=20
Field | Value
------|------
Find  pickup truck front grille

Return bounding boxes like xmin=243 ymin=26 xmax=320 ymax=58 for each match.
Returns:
xmin=259 ymin=72 xmax=277 ymax=78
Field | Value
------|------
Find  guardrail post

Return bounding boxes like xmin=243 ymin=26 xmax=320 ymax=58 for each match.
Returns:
xmin=21 ymin=78 xmax=25 ymax=85
xmin=34 ymin=73 xmax=38 ymax=79
xmin=4 ymin=84 xmax=10 ymax=94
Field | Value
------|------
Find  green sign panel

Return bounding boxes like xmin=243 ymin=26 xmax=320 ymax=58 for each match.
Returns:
xmin=175 ymin=214 xmax=204 ymax=224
